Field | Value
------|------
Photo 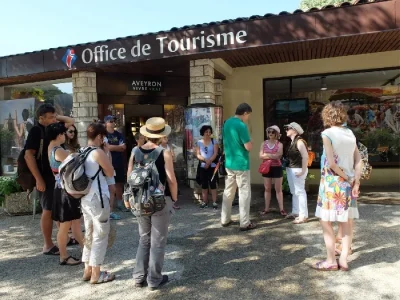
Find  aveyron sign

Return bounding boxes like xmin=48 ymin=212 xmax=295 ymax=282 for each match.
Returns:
xmin=128 ymin=78 xmax=163 ymax=92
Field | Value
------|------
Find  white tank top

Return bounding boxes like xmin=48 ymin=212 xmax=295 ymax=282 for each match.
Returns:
xmin=81 ymin=148 xmax=110 ymax=200
xmin=321 ymin=126 xmax=356 ymax=177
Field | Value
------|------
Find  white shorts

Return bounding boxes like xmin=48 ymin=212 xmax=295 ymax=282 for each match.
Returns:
xmin=106 ymin=176 xmax=115 ymax=186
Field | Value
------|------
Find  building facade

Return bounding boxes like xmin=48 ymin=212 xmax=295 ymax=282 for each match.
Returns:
xmin=0 ymin=0 xmax=399 ymax=186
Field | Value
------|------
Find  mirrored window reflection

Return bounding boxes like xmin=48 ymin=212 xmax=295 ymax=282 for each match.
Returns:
xmin=264 ymin=69 xmax=400 ymax=166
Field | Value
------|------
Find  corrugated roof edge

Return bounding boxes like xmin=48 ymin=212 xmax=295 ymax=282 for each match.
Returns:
xmin=0 ymin=0 xmax=390 ymax=59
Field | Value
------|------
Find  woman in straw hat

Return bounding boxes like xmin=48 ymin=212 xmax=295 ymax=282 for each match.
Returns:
xmin=259 ymin=125 xmax=287 ymax=217
xmin=127 ymin=117 xmax=178 ymax=291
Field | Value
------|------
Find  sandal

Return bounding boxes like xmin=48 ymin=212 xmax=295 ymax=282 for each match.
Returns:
xmin=337 ymin=259 xmax=349 ymax=271
xmin=285 ymin=213 xmax=298 ymax=220
xmin=280 ymin=210 xmax=288 ymax=216
xmin=293 ymin=217 xmax=308 ymax=224
xmin=173 ymin=204 xmax=181 ymax=210
xmin=43 ymin=245 xmax=60 ymax=256
xmin=240 ymin=222 xmax=257 ymax=231
xmin=90 ymin=271 xmax=116 ymax=284
xmin=260 ymin=210 xmax=271 ymax=215
xmin=335 ymin=244 xmax=353 ymax=256
xmin=311 ymin=260 xmax=338 ymax=271
xmin=59 ymin=256 xmax=81 ymax=266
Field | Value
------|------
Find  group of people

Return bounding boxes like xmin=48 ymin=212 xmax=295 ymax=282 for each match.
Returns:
xmin=23 ymin=104 xmax=178 ymax=289
xmin=23 ymin=99 xmax=362 ymax=290
xmin=218 ymin=102 xmax=361 ymax=271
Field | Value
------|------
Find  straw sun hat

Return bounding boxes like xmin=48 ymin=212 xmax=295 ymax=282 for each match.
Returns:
xmin=140 ymin=117 xmax=171 ymax=138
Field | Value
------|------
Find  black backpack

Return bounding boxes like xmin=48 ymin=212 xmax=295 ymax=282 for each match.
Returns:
xmin=125 ymin=147 xmax=166 ymax=216
xmin=16 ymin=126 xmax=44 ymax=192
xmin=59 ymin=147 xmax=104 ymax=206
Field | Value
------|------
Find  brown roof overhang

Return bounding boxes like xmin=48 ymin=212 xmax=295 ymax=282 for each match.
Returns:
xmin=0 ymin=0 xmax=399 ymax=85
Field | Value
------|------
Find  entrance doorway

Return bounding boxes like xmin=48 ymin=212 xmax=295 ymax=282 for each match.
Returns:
xmin=123 ymin=104 xmax=186 ymax=181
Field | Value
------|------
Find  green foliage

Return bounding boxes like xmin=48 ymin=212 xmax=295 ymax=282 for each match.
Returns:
xmin=0 ymin=176 xmax=23 ymax=201
xmin=11 ymin=84 xmax=64 ymax=102
xmin=282 ymin=170 xmax=315 ymax=194
xmin=299 ymin=0 xmax=348 ymax=10
xmin=362 ymin=129 xmax=395 ymax=151
xmin=0 ymin=129 xmax=15 ymax=156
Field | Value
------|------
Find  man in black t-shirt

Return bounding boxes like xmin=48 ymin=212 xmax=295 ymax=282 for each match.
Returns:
xmin=25 ymin=103 xmax=74 ymax=255
xmin=104 ymin=115 xmax=126 ymax=217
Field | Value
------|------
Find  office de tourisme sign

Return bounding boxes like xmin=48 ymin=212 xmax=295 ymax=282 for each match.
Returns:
xmin=79 ymin=30 xmax=247 ymax=65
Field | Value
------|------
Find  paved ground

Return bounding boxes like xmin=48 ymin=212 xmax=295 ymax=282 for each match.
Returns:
xmin=0 ymin=187 xmax=399 ymax=300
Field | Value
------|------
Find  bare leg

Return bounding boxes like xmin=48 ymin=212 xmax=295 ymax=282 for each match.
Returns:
xmin=339 ymin=221 xmax=351 ymax=268
xmin=108 ymin=184 xmax=116 ymax=212
xmin=41 ymin=209 xmax=55 ymax=251
xmin=348 ymin=219 xmax=354 ymax=248
xmin=58 ymin=221 xmax=72 ymax=262
xmin=263 ymin=178 xmax=272 ymax=212
xmin=115 ymin=183 xmax=123 ymax=204
xmin=71 ymin=219 xmax=84 ymax=247
xmin=202 ymin=189 xmax=209 ymax=204
xmin=211 ymin=189 xmax=217 ymax=203
xmin=336 ymin=222 xmax=343 ymax=242
xmin=320 ymin=220 xmax=337 ymax=265
xmin=274 ymin=177 xmax=284 ymax=211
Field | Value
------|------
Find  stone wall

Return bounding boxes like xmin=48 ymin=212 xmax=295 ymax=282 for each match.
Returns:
xmin=72 ymin=71 xmax=98 ymax=145
xmin=189 ymin=59 xmax=215 ymax=105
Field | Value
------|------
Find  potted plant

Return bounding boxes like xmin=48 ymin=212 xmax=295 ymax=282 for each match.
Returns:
xmin=0 ymin=176 xmax=33 ymax=215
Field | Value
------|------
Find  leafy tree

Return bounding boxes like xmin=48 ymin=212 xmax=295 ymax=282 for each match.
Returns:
xmin=300 ymin=0 xmax=348 ymax=10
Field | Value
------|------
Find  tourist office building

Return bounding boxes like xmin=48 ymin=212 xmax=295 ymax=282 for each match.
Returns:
xmin=1 ymin=0 xmax=399 ymax=187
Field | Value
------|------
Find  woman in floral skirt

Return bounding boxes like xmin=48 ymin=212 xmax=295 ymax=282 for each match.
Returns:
xmin=314 ymin=101 xmax=362 ymax=271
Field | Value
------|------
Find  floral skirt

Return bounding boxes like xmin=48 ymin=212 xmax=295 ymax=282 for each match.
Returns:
xmin=315 ymin=173 xmax=359 ymax=222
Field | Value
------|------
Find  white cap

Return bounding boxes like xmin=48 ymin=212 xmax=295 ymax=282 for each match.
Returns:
xmin=284 ymin=122 xmax=304 ymax=135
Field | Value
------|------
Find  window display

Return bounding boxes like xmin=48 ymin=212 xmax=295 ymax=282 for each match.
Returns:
xmin=264 ymin=69 xmax=400 ymax=166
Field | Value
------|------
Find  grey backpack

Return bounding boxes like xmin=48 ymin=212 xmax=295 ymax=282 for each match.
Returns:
xmin=125 ymin=147 xmax=166 ymax=216
xmin=59 ymin=147 xmax=103 ymax=204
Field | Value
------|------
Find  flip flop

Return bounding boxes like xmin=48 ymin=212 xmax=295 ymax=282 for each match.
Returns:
xmin=43 ymin=245 xmax=60 ymax=256
xmin=59 ymin=256 xmax=81 ymax=266
xmin=90 ymin=271 xmax=116 ymax=284
xmin=311 ymin=260 xmax=339 ymax=271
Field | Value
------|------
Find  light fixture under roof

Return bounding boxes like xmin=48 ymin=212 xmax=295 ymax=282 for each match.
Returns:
xmin=165 ymin=70 xmax=173 ymax=73
xmin=321 ymin=76 xmax=327 ymax=91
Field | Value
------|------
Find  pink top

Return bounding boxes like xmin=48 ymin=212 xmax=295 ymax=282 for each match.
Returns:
xmin=263 ymin=140 xmax=282 ymax=167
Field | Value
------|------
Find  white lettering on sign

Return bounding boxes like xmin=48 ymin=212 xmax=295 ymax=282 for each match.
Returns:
xmin=80 ymin=30 xmax=248 ymax=64
xmin=130 ymin=80 xmax=162 ymax=92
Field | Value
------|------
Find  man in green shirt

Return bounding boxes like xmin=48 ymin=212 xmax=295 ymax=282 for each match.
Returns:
xmin=221 ymin=103 xmax=256 ymax=231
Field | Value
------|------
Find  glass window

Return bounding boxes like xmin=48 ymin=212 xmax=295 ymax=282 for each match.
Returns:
xmin=264 ymin=69 xmax=400 ymax=166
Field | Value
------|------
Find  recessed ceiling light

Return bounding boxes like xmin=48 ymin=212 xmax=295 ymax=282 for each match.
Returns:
xmin=166 ymin=70 xmax=173 ymax=73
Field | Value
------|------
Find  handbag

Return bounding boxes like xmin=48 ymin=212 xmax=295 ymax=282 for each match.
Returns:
xmin=218 ymin=155 xmax=227 ymax=176
xmin=258 ymin=160 xmax=272 ymax=174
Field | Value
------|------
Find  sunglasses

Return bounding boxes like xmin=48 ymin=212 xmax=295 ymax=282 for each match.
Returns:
xmin=267 ymin=130 xmax=276 ymax=134
xmin=67 ymin=130 xmax=76 ymax=134
xmin=204 ymin=146 xmax=208 ymax=155
xmin=285 ymin=127 xmax=292 ymax=131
